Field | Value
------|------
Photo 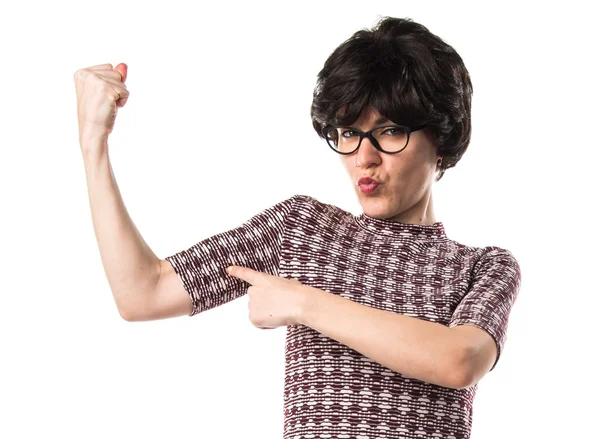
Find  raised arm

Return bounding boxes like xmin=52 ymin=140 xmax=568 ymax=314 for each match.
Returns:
xmin=75 ymin=63 xmax=192 ymax=321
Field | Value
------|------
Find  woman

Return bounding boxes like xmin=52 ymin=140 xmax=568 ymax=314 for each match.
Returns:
xmin=75 ymin=16 xmax=521 ymax=439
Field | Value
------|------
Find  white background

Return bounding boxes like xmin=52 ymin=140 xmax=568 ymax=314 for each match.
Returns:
xmin=1 ymin=1 xmax=598 ymax=438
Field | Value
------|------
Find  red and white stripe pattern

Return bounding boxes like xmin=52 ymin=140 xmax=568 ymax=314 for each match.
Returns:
xmin=166 ymin=194 xmax=521 ymax=439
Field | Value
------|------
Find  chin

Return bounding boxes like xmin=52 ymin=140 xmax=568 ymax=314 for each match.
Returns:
xmin=359 ymin=196 xmax=392 ymax=218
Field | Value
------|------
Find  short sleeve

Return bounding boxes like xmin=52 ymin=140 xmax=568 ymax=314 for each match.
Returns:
xmin=448 ymin=247 xmax=522 ymax=371
xmin=165 ymin=195 xmax=298 ymax=316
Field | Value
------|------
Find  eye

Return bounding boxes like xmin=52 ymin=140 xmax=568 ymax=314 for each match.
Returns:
xmin=341 ymin=129 xmax=360 ymax=138
xmin=381 ymin=127 xmax=405 ymax=136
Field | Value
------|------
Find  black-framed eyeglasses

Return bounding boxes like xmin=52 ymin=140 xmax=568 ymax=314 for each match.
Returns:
xmin=322 ymin=123 xmax=427 ymax=155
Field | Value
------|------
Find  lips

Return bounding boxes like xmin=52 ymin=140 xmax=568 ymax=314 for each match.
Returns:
xmin=358 ymin=177 xmax=380 ymax=185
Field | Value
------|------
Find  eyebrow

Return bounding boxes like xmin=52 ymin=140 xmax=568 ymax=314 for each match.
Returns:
xmin=348 ymin=116 xmax=392 ymax=129
xmin=375 ymin=116 xmax=391 ymax=124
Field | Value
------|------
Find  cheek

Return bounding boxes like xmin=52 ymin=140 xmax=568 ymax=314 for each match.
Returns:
xmin=388 ymin=160 xmax=414 ymax=180
xmin=341 ymin=157 xmax=356 ymax=176
xmin=390 ymin=160 xmax=430 ymax=186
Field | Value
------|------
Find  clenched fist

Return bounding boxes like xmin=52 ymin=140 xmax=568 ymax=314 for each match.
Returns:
xmin=74 ymin=63 xmax=129 ymax=149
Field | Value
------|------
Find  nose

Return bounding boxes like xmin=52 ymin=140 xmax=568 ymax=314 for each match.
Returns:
xmin=354 ymin=136 xmax=382 ymax=168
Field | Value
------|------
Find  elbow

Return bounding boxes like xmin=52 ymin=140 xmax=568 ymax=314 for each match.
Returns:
xmin=448 ymin=367 xmax=475 ymax=390
xmin=117 ymin=298 xmax=142 ymax=322
xmin=445 ymin=348 xmax=477 ymax=390
xmin=115 ymin=290 xmax=147 ymax=322
xmin=118 ymin=305 xmax=137 ymax=322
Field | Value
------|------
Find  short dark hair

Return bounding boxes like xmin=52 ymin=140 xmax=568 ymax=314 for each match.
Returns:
xmin=310 ymin=17 xmax=473 ymax=181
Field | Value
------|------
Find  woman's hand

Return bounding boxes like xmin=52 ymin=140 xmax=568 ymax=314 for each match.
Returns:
xmin=226 ymin=265 xmax=313 ymax=329
xmin=73 ymin=63 xmax=129 ymax=149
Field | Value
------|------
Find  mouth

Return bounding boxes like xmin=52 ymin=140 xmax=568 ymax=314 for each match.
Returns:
xmin=357 ymin=181 xmax=381 ymax=195
xmin=357 ymin=177 xmax=381 ymax=185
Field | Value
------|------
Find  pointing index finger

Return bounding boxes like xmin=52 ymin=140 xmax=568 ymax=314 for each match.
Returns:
xmin=227 ymin=265 xmax=259 ymax=285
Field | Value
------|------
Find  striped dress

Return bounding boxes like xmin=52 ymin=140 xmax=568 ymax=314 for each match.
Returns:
xmin=166 ymin=194 xmax=521 ymax=439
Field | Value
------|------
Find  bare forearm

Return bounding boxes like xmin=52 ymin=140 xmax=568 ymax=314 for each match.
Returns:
xmin=81 ymin=141 xmax=160 ymax=318
xmin=298 ymin=288 xmax=466 ymax=388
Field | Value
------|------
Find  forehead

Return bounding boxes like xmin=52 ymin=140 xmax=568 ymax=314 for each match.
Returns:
xmin=351 ymin=107 xmax=391 ymax=127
